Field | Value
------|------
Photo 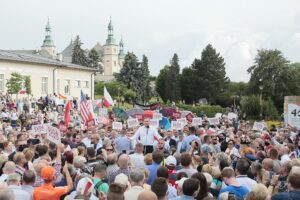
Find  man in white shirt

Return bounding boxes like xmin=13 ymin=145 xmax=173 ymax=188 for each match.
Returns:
xmin=125 ymin=169 xmax=146 ymax=200
xmin=129 ymin=143 xmax=145 ymax=169
xmin=7 ymin=173 xmax=31 ymax=200
xmin=131 ymin=118 xmax=162 ymax=154
xmin=235 ymin=158 xmax=257 ymax=191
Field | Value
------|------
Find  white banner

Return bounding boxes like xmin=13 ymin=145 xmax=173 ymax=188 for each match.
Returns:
xmin=192 ymin=118 xmax=202 ymax=126
xmin=32 ymin=124 xmax=48 ymax=134
xmin=253 ymin=121 xmax=266 ymax=131
xmin=127 ymin=118 xmax=139 ymax=128
xmin=287 ymin=103 xmax=300 ymax=129
xmin=215 ymin=113 xmax=222 ymax=119
xmin=171 ymin=121 xmax=182 ymax=130
xmin=112 ymin=122 xmax=123 ymax=130
xmin=228 ymin=112 xmax=238 ymax=120
xmin=47 ymin=125 xmax=61 ymax=144
xmin=208 ymin=117 xmax=220 ymax=126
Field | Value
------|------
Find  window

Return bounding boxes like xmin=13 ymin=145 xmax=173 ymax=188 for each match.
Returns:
xmin=83 ymin=81 xmax=89 ymax=88
xmin=41 ymin=77 xmax=48 ymax=94
xmin=0 ymin=74 xmax=4 ymax=91
xmin=64 ymin=80 xmax=70 ymax=95
xmin=75 ymin=80 xmax=81 ymax=88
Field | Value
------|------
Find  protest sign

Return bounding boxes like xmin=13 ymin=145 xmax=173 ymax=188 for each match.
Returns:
xmin=172 ymin=112 xmax=181 ymax=119
xmin=171 ymin=121 xmax=182 ymax=130
xmin=228 ymin=112 xmax=238 ymax=120
xmin=177 ymin=118 xmax=187 ymax=126
xmin=32 ymin=124 xmax=47 ymax=134
xmin=86 ymin=119 xmax=95 ymax=127
xmin=192 ymin=118 xmax=202 ymax=126
xmin=127 ymin=118 xmax=139 ymax=128
xmin=253 ymin=121 xmax=266 ymax=131
xmin=47 ymin=125 xmax=61 ymax=144
xmin=152 ymin=113 xmax=162 ymax=121
xmin=215 ymin=113 xmax=222 ymax=118
xmin=150 ymin=119 xmax=159 ymax=128
xmin=99 ymin=108 xmax=108 ymax=117
xmin=134 ymin=114 xmax=144 ymax=122
xmin=186 ymin=113 xmax=193 ymax=122
xmin=287 ymin=103 xmax=300 ymax=129
xmin=112 ymin=122 xmax=123 ymax=130
xmin=208 ymin=117 xmax=220 ymax=126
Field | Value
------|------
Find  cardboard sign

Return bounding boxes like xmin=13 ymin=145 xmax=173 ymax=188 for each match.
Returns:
xmin=152 ymin=113 xmax=162 ymax=121
xmin=192 ymin=118 xmax=202 ymax=126
xmin=177 ymin=118 xmax=187 ymax=126
xmin=215 ymin=113 xmax=222 ymax=119
xmin=134 ymin=114 xmax=144 ymax=122
xmin=172 ymin=112 xmax=181 ymax=119
xmin=253 ymin=121 xmax=266 ymax=131
xmin=127 ymin=118 xmax=139 ymax=128
xmin=99 ymin=108 xmax=108 ymax=117
xmin=287 ymin=103 xmax=300 ymax=129
xmin=86 ymin=119 xmax=95 ymax=127
xmin=208 ymin=117 xmax=220 ymax=126
xmin=32 ymin=124 xmax=47 ymax=134
xmin=228 ymin=112 xmax=238 ymax=120
xmin=150 ymin=119 xmax=159 ymax=128
xmin=47 ymin=125 xmax=61 ymax=144
xmin=112 ymin=122 xmax=123 ymax=130
xmin=186 ymin=113 xmax=193 ymax=122
xmin=171 ymin=121 xmax=182 ymax=130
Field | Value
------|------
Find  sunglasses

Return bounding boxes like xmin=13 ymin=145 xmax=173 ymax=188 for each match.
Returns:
xmin=106 ymin=149 xmax=113 ymax=151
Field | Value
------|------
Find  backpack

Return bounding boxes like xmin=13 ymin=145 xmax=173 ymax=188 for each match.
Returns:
xmin=93 ymin=180 xmax=104 ymax=197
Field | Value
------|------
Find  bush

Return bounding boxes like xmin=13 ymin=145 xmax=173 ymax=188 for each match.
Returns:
xmin=263 ymin=98 xmax=279 ymax=120
xmin=176 ymin=103 xmax=225 ymax=117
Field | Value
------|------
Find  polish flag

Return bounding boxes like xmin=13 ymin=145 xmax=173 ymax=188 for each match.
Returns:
xmin=103 ymin=86 xmax=114 ymax=108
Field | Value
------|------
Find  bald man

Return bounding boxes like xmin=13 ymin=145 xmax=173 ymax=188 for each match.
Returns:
xmin=138 ymin=190 xmax=158 ymax=200
xmin=0 ymin=161 xmax=16 ymax=182
xmin=108 ymin=154 xmax=131 ymax=183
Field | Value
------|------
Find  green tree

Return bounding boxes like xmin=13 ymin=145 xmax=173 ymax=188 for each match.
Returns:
xmin=24 ymin=76 xmax=31 ymax=95
xmin=155 ymin=65 xmax=169 ymax=102
xmin=139 ymin=55 xmax=151 ymax=102
xmin=72 ymin=35 xmax=89 ymax=67
xmin=247 ymin=49 xmax=290 ymax=112
xmin=88 ymin=48 xmax=103 ymax=73
xmin=181 ymin=67 xmax=198 ymax=104
xmin=165 ymin=53 xmax=181 ymax=102
xmin=190 ymin=44 xmax=229 ymax=105
xmin=115 ymin=52 xmax=142 ymax=101
xmin=6 ymin=72 xmax=23 ymax=95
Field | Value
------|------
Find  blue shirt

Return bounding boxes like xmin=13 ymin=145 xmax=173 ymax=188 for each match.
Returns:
xmin=146 ymin=162 xmax=161 ymax=184
xmin=218 ymin=185 xmax=249 ymax=200
xmin=271 ymin=191 xmax=300 ymax=200
xmin=115 ymin=136 xmax=131 ymax=153
xmin=180 ymin=134 xmax=201 ymax=152
xmin=170 ymin=195 xmax=195 ymax=200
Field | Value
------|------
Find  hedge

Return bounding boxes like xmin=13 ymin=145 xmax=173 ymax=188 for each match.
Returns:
xmin=176 ymin=103 xmax=225 ymax=117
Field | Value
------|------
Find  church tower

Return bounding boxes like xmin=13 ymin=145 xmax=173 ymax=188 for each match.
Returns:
xmin=41 ymin=19 xmax=56 ymax=58
xmin=102 ymin=17 xmax=120 ymax=75
xmin=118 ymin=37 xmax=125 ymax=67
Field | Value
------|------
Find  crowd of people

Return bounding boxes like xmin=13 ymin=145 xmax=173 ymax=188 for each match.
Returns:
xmin=0 ymin=94 xmax=300 ymax=200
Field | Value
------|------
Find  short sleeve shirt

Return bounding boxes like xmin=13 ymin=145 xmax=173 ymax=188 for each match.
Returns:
xmin=33 ymin=183 xmax=69 ymax=200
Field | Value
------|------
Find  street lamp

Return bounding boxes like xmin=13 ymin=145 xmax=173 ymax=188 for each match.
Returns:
xmin=259 ymin=79 xmax=263 ymax=120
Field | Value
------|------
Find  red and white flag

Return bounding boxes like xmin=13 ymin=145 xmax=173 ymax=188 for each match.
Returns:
xmin=103 ymin=86 xmax=114 ymax=108
xmin=64 ymin=100 xmax=72 ymax=126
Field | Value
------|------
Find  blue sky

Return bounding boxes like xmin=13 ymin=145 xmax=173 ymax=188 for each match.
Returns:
xmin=1 ymin=0 xmax=300 ymax=81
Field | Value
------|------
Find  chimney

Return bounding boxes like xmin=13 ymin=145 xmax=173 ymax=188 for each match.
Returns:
xmin=56 ymin=53 xmax=63 ymax=62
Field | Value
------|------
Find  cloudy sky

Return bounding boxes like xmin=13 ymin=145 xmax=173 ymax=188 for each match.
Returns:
xmin=1 ymin=0 xmax=300 ymax=81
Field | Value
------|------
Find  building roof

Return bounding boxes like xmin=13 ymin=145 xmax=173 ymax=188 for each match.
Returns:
xmin=0 ymin=49 xmax=97 ymax=72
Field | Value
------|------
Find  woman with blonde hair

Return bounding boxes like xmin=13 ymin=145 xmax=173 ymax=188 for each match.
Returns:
xmin=23 ymin=148 xmax=35 ymax=170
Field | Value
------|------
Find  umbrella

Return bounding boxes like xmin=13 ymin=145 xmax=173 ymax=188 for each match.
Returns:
xmin=127 ymin=107 xmax=144 ymax=117
xmin=159 ymin=117 xmax=171 ymax=130
xmin=113 ymin=107 xmax=128 ymax=120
